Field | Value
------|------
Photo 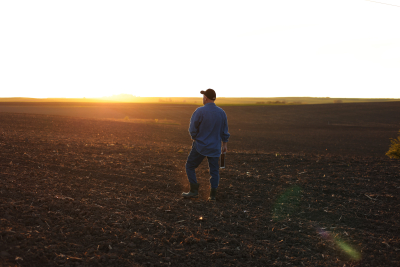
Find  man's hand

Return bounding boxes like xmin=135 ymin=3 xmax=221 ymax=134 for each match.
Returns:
xmin=221 ymin=142 xmax=228 ymax=154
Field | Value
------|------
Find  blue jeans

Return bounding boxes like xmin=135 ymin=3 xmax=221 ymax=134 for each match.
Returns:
xmin=185 ymin=142 xmax=220 ymax=189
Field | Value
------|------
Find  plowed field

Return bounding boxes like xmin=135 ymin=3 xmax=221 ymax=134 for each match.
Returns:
xmin=0 ymin=102 xmax=399 ymax=266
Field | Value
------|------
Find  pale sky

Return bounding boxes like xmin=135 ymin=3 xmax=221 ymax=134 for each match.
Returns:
xmin=1 ymin=0 xmax=399 ymax=99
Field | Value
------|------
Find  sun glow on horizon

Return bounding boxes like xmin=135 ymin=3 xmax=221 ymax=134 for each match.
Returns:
xmin=1 ymin=0 xmax=400 ymax=99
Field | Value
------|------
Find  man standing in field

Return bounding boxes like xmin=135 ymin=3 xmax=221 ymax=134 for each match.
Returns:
xmin=182 ymin=89 xmax=230 ymax=201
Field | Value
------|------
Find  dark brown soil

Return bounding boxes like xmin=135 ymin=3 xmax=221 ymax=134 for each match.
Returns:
xmin=0 ymin=102 xmax=399 ymax=266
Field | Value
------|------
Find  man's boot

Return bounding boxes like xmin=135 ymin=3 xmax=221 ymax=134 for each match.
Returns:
xmin=182 ymin=183 xmax=199 ymax=198
xmin=208 ymin=188 xmax=217 ymax=201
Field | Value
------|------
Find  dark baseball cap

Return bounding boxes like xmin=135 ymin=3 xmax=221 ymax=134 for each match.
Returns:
xmin=200 ymin=88 xmax=216 ymax=100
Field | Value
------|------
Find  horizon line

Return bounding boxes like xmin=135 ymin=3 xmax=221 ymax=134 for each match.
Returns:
xmin=1 ymin=96 xmax=400 ymax=100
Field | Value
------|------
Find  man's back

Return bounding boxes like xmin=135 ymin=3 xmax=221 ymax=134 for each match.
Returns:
xmin=189 ymin=102 xmax=230 ymax=157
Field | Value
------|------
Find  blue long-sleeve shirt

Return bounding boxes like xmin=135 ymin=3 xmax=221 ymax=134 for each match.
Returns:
xmin=189 ymin=103 xmax=230 ymax=157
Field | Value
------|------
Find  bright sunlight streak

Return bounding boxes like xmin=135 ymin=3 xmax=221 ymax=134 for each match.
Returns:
xmin=0 ymin=0 xmax=399 ymax=99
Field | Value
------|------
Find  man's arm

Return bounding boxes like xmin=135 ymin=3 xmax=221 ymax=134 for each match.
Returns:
xmin=189 ymin=109 xmax=201 ymax=140
xmin=221 ymin=141 xmax=228 ymax=153
xmin=221 ymin=112 xmax=230 ymax=153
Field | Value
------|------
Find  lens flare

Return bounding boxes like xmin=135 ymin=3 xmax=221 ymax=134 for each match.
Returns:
xmin=335 ymin=239 xmax=362 ymax=261
xmin=272 ymin=185 xmax=361 ymax=261
xmin=317 ymin=227 xmax=361 ymax=261
xmin=272 ymin=185 xmax=302 ymax=221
